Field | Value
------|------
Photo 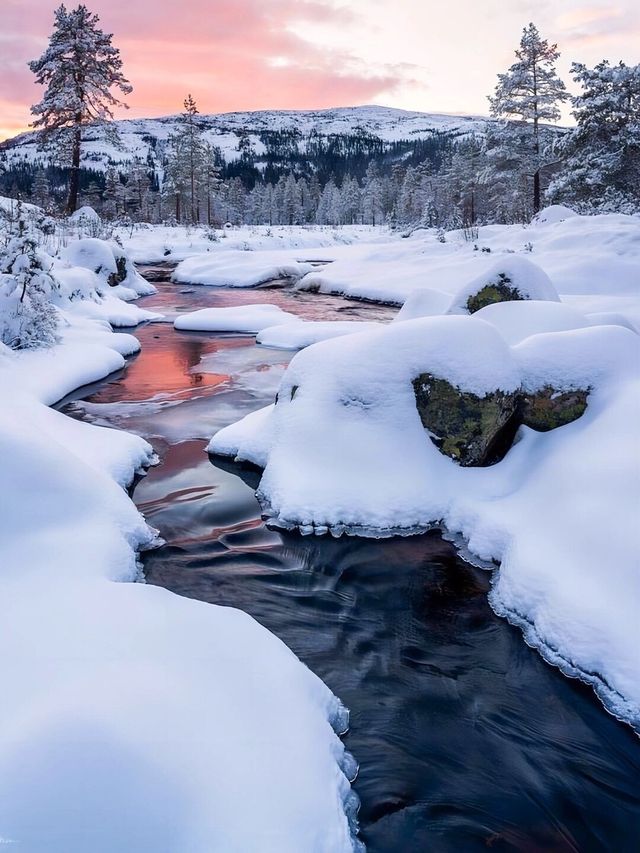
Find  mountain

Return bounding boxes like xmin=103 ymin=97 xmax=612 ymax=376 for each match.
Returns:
xmin=0 ymin=105 xmax=490 ymax=178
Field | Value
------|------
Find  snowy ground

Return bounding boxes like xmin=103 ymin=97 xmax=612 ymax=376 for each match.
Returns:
xmin=173 ymin=208 xmax=640 ymax=731
xmin=2 ymin=205 xmax=639 ymax=846
xmin=0 ymin=226 xmax=359 ymax=852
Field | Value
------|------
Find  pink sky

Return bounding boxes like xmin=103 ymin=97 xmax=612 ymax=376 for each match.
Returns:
xmin=1 ymin=0 xmax=639 ymax=141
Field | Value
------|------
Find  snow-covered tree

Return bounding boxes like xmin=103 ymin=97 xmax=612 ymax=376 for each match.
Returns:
xmin=549 ymin=61 xmax=640 ymax=212
xmin=29 ymin=4 xmax=132 ymax=215
xmin=0 ymin=203 xmax=60 ymax=350
xmin=489 ymin=22 xmax=568 ymax=214
xmin=164 ymin=95 xmax=213 ymax=224
xmin=31 ymin=168 xmax=51 ymax=210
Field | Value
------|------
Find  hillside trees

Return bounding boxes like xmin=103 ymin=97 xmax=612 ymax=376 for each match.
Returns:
xmin=548 ymin=61 xmax=640 ymax=211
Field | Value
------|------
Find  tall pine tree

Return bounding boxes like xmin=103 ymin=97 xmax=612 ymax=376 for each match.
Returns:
xmin=489 ymin=23 xmax=568 ymax=214
xmin=29 ymin=4 xmax=131 ymax=215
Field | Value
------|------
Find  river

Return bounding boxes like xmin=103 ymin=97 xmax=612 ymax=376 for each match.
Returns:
xmin=61 ymin=271 xmax=640 ymax=852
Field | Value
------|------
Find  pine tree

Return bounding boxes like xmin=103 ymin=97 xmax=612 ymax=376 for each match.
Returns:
xmin=29 ymin=4 xmax=132 ymax=215
xmin=0 ymin=202 xmax=60 ymax=350
xmin=163 ymin=95 xmax=210 ymax=224
xmin=31 ymin=168 xmax=51 ymax=210
xmin=489 ymin=23 xmax=568 ymax=214
xmin=549 ymin=61 xmax=640 ymax=212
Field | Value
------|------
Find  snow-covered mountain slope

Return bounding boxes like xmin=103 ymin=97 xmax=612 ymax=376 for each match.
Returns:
xmin=0 ymin=105 xmax=490 ymax=172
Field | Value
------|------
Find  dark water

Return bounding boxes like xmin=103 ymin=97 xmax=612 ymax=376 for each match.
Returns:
xmin=63 ymin=276 xmax=640 ymax=853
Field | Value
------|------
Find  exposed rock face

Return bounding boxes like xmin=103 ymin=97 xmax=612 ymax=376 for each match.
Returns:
xmin=412 ymin=373 xmax=521 ymax=466
xmin=412 ymin=375 xmax=590 ymax=467
xmin=522 ymin=387 xmax=589 ymax=432
xmin=466 ymin=274 xmax=524 ymax=314
xmin=107 ymin=255 xmax=128 ymax=287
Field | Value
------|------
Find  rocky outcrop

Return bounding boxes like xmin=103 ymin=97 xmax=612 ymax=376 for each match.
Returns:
xmin=412 ymin=373 xmax=520 ymax=466
xmin=413 ymin=375 xmax=590 ymax=466
xmin=465 ymin=273 xmax=524 ymax=314
xmin=107 ymin=255 xmax=128 ymax=287
xmin=522 ymin=387 xmax=589 ymax=432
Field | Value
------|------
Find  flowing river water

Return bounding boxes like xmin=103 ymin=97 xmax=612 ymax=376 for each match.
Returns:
xmin=62 ymin=270 xmax=640 ymax=852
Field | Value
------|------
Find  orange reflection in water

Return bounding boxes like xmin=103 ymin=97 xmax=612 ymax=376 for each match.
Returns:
xmin=93 ymin=327 xmax=256 ymax=403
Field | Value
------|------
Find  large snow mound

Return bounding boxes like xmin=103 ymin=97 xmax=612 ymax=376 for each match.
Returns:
xmin=175 ymin=304 xmax=300 ymax=333
xmin=210 ymin=316 xmax=640 ymax=729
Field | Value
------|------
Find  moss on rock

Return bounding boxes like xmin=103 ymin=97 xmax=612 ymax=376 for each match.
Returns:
xmin=522 ymin=387 xmax=589 ymax=432
xmin=412 ymin=373 xmax=520 ymax=466
xmin=466 ymin=274 xmax=523 ymax=314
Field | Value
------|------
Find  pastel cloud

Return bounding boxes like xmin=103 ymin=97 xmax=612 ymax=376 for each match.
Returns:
xmin=0 ymin=0 xmax=422 ymax=140
xmin=1 ymin=0 xmax=639 ymax=142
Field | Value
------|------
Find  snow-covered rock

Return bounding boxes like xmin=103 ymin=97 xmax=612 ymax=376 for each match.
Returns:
xmin=61 ymin=238 xmax=156 ymax=300
xmin=210 ymin=314 xmax=640 ymax=729
xmin=448 ymin=257 xmax=560 ymax=314
xmin=174 ymin=304 xmax=300 ymax=333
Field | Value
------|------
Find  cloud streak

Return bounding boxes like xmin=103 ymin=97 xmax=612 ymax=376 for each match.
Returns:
xmin=0 ymin=0 xmax=420 ymax=139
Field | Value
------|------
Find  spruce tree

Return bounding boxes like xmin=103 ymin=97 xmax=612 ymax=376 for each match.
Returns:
xmin=29 ymin=4 xmax=131 ymax=215
xmin=549 ymin=61 xmax=640 ymax=212
xmin=489 ymin=23 xmax=568 ymax=214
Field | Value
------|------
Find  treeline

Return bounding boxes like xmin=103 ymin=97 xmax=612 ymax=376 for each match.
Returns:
xmin=3 ymin=21 xmax=639 ymax=226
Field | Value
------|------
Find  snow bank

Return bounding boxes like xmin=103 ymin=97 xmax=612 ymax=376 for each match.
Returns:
xmin=0 ymin=385 xmax=357 ymax=851
xmin=0 ymin=302 xmax=359 ymax=848
xmin=210 ymin=315 xmax=640 ymax=729
xmin=257 ymin=320 xmax=383 ymax=350
xmin=175 ymin=304 xmax=300 ymax=333
xmin=293 ymin=211 xmax=640 ymax=333
xmin=119 ymin=223 xmax=384 ymax=264
xmin=173 ymin=250 xmax=314 ymax=288
xmin=473 ymin=300 xmax=590 ymax=344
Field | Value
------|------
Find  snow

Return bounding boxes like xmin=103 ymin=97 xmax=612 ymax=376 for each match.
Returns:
xmin=2 ymin=105 xmax=490 ymax=177
xmin=173 ymin=250 xmax=313 ymax=288
xmin=61 ymin=237 xmax=157 ymax=300
xmin=294 ymin=212 xmax=640 ymax=328
xmin=473 ymin=300 xmax=590 ymax=344
xmin=447 ymin=256 xmax=560 ymax=313
xmin=68 ymin=204 xmax=100 ymax=223
xmin=257 ymin=320 xmax=383 ymax=350
xmin=209 ymin=212 xmax=640 ymax=728
xmin=0 ymin=209 xmax=360 ymax=849
xmin=0 ymin=387 xmax=357 ymax=852
xmin=175 ymin=304 xmax=300 ymax=333
xmin=532 ymin=204 xmax=579 ymax=224
xmin=121 ymin=224 xmax=377 ymax=265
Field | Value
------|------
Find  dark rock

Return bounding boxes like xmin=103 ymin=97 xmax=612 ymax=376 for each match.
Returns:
xmin=412 ymin=373 xmax=520 ymax=466
xmin=466 ymin=273 xmax=523 ymax=314
xmin=522 ymin=387 xmax=589 ymax=432
xmin=107 ymin=255 xmax=128 ymax=287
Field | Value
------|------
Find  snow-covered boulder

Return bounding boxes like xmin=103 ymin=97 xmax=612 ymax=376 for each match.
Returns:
xmin=69 ymin=205 xmax=100 ymax=224
xmin=174 ymin=304 xmax=300 ymax=333
xmin=448 ymin=257 xmax=560 ymax=314
xmin=532 ymin=204 xmax=578 ymax=224
xmin=61 ymin=238 xmax=156 ymax=300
